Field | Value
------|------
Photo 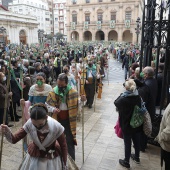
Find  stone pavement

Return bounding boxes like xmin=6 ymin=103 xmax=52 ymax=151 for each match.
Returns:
xmin=0 ymin=58 xmax=162 ymax=170
xmin=75 ymin=82 xmax=161 ymax=170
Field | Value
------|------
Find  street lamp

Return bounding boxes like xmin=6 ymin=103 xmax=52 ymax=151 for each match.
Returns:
xmin=37 ymin=29 xmax=44 ymax=44
xmin=0 ymin=26 xmax=6 ymax=45
xmin=135 ymin=17 xmax=141 ymax=45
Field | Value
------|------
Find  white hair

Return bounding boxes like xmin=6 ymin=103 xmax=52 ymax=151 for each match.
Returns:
xmin=125 ymin=79 xmax=136 ymax=92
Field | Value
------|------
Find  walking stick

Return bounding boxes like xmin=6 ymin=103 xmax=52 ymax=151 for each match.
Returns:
xmin=81 ymin=61 xmax=85 ymax=164
xmin=20 ymin=63 xmax=26 ymax=158
xmin=0 ymin=55 xmax=11 ymax=169
xmin=94 ymin=59 xmax=97 ymax=112
xmin=107 ymin=58 xmax=109 ymax=85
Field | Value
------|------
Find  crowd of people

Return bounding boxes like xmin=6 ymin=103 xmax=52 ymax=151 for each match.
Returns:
xmin=0 ymin=42 xmax=109 ymax=169
xmin=0 ymin=41 xmax=169 ymax=170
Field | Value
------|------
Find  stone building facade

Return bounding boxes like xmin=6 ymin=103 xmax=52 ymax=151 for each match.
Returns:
xmin=0 ymin=5 xmax=39 ymax=44
xmin=53 ymin=0 xmax=67 ymax=40
xmin=66 ymin=0 xmax=143 ymax=43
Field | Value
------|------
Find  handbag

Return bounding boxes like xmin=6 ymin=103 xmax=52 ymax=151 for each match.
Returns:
xmin=114 ymin=117 xmax=123 ymax=138
xmin=130 ymin=97 xmax=146 ymax=128
xmin=143 ymin=110 xmax=152 ymax=137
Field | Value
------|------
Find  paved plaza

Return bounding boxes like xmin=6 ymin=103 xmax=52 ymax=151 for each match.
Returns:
xmin=0 ymin=58 xmax=161 ymax=170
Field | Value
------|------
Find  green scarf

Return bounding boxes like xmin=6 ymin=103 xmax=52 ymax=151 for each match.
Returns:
xmin=53 ymin=84 xmax=72 ymax=102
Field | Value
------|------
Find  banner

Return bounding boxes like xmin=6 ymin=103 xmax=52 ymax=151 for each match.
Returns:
xmin=84 ymin=21 xmax=89 ymax=30
xmin=71 ymin=22 xmax=76 ymax=30
xmin=125 ymin=20 xmax=131 ymax=28
xmin=96 ymin=21 xmax=101 ymax=30
xmin=110 ymin=20 xmax=115 ymax=29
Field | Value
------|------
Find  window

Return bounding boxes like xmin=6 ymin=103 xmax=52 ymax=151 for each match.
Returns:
xmin=72 ymin=14 xmax=77 ymax=24
xmin=19 ymin=9 xmax=22 ymax=12
xmin=125 ymin=11 xmax=131 ymax=20
xmin=46 ymin=18 xmax=50 ymax=21
xmin=111 ymin=12 xmax=116 ymax=21
xmin=85 ymin=14 xmax=90 ymax=24
xmin=98 ymin=0 xmax=102 ymax=2
xmin=55 ymin=18 xmax=58 ymax=21
xmin=86 ymin=0 xmax=90 ymax=3
xmin=98 ymin=13 xmax=103 ymax=23
xmin=72 ymin=0 xmax=76 ymax=4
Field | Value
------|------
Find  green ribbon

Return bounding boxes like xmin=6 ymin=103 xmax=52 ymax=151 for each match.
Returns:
xmin=53 ymin=84 xmax=72 ymax=103
xmin=8 ymin=67 xmax=23 ymax=91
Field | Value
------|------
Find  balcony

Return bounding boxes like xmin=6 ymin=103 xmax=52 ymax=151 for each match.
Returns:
xmin=68 ymin=20 xmax=135 ymax=30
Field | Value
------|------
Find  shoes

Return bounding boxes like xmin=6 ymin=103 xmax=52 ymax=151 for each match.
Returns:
xmin=119 ymin=159 xmax=130 ymax=169
xmin=88 ymin=105 xmax=92 ymax=109
xmin=8 ymin=124 xmax=14 ymax=127
xmin=130 ymin=154 xmax=140 ymax=164
xmin=84 ymin=102 xmax=89 ymax=107
xmin=16 ymin=115 xmax=22 ymax=119
xmin=11 ymin=118 xmax=19 ymax=122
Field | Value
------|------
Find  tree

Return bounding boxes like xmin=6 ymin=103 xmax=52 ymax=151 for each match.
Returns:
xmin=55 ymin=32 xmax=64 ymax=40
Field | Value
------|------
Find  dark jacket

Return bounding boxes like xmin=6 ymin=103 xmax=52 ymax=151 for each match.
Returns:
xmin=144 ymin=77 xmax=157 ymax=121
xmin=0 ymin=83 xmax=10 ymax=108
xmin=122 ymin=56 xmax=135 ymax=69
xmin=134 ymin=79 xmax=150 ymax=105
xmin=114 ymin=92 xmax=142 ymax=134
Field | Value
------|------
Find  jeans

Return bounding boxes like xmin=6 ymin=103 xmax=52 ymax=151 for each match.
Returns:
xmin=124 ymin=67 xmax=129 ymax=80
xmin=123 ymin=132 xmax=141 ymax=163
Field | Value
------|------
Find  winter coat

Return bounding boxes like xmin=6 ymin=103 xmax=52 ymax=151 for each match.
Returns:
xmin=144 ymin=77 xmax=157 ymax=121
xmin=156 ymin=103 xmax=170 ymax=152
xmin=114 ymin=91 xmax=143 ymax=134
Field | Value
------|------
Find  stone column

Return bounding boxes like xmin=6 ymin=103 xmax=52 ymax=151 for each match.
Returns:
xmin=118 ymin=28 xmax=123 ymax=42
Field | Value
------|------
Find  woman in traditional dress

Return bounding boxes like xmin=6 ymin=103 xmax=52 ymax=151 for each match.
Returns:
xmin=20 ymin=72 xmax=53 ymax=122
xmin=1 ymin=103 xmax=67 ymax=170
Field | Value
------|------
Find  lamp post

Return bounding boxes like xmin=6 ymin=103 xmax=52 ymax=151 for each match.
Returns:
xmin=37 ymin=29 xmax=44 ymax=44
xmin=135 ymin=17 xmax=141 ymax=45
xmin=0 ymin=26 xmax=6 ymax=45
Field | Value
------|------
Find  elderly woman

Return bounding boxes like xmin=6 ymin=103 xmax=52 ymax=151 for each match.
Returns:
xmin=114 ymin=79 xmax=142 ymax=169
xmin=156 ymin=103 xmax=170 ymax=170
xmin=0 ymin=72 xmax=13 ymax=125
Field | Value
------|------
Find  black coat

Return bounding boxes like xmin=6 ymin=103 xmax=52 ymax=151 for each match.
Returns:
xmin=114 ymin=94 xmax=142 ymax=134
xmin=144 ymin=78 xmax=157 ymax=121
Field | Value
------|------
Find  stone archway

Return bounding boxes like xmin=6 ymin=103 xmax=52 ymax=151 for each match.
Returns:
xmin=19 ymin=30 xmax=27 ymax=44
xmin=84 ymin=31 xmax=92 ymax=41
xmin=108 ymin=30 xmax=118 ymax=41
xmin=122 ymin=30 xmax=132 ymax=43
xmin=71 ymin=31 xmax=79 ymax=41
xmin=96 ymin=31 xmax=105 ymax=41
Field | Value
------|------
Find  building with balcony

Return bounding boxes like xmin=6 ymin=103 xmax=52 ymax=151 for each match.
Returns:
xmin=66 ymin=0 xmax=143 ymax=43
xmin=53 ymin=0 xmax=67 ymax=40
xmin=8 ymin=0 xmax=51 ymax=34
xmin=0 ymin=5 xmax=39 ymax=44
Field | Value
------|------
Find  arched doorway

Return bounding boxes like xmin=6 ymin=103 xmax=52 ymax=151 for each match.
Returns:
xmin=71 ymin=31 xmax=79 ymax=41
xmin=19 ymin=30 xmax=27 ymax=44
xmin=84 ymin=31 xmax=92 ymax=41
xmin=0 ymin=26 xmax=7 ymax=45
xmin=96 ymin=31 xmax=105 ymax=41
xmin=108 ymin=30 xmax=118 ymax=41
xmin=122 ymin=30 xmax=132 ymax=43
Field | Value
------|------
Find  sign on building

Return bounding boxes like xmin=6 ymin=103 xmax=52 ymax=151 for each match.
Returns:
xmin=125 ymin=20 xmax=131 ymax=28
xmin=96 ymin=21 xmax=101 ymax=30
xmin=71 ymin=22 xmax=76 ymax=30
xmin=84 ymin=21 xmax=89 ymax=30
xmin=110 ymin=20 xmax=115 ymax=29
